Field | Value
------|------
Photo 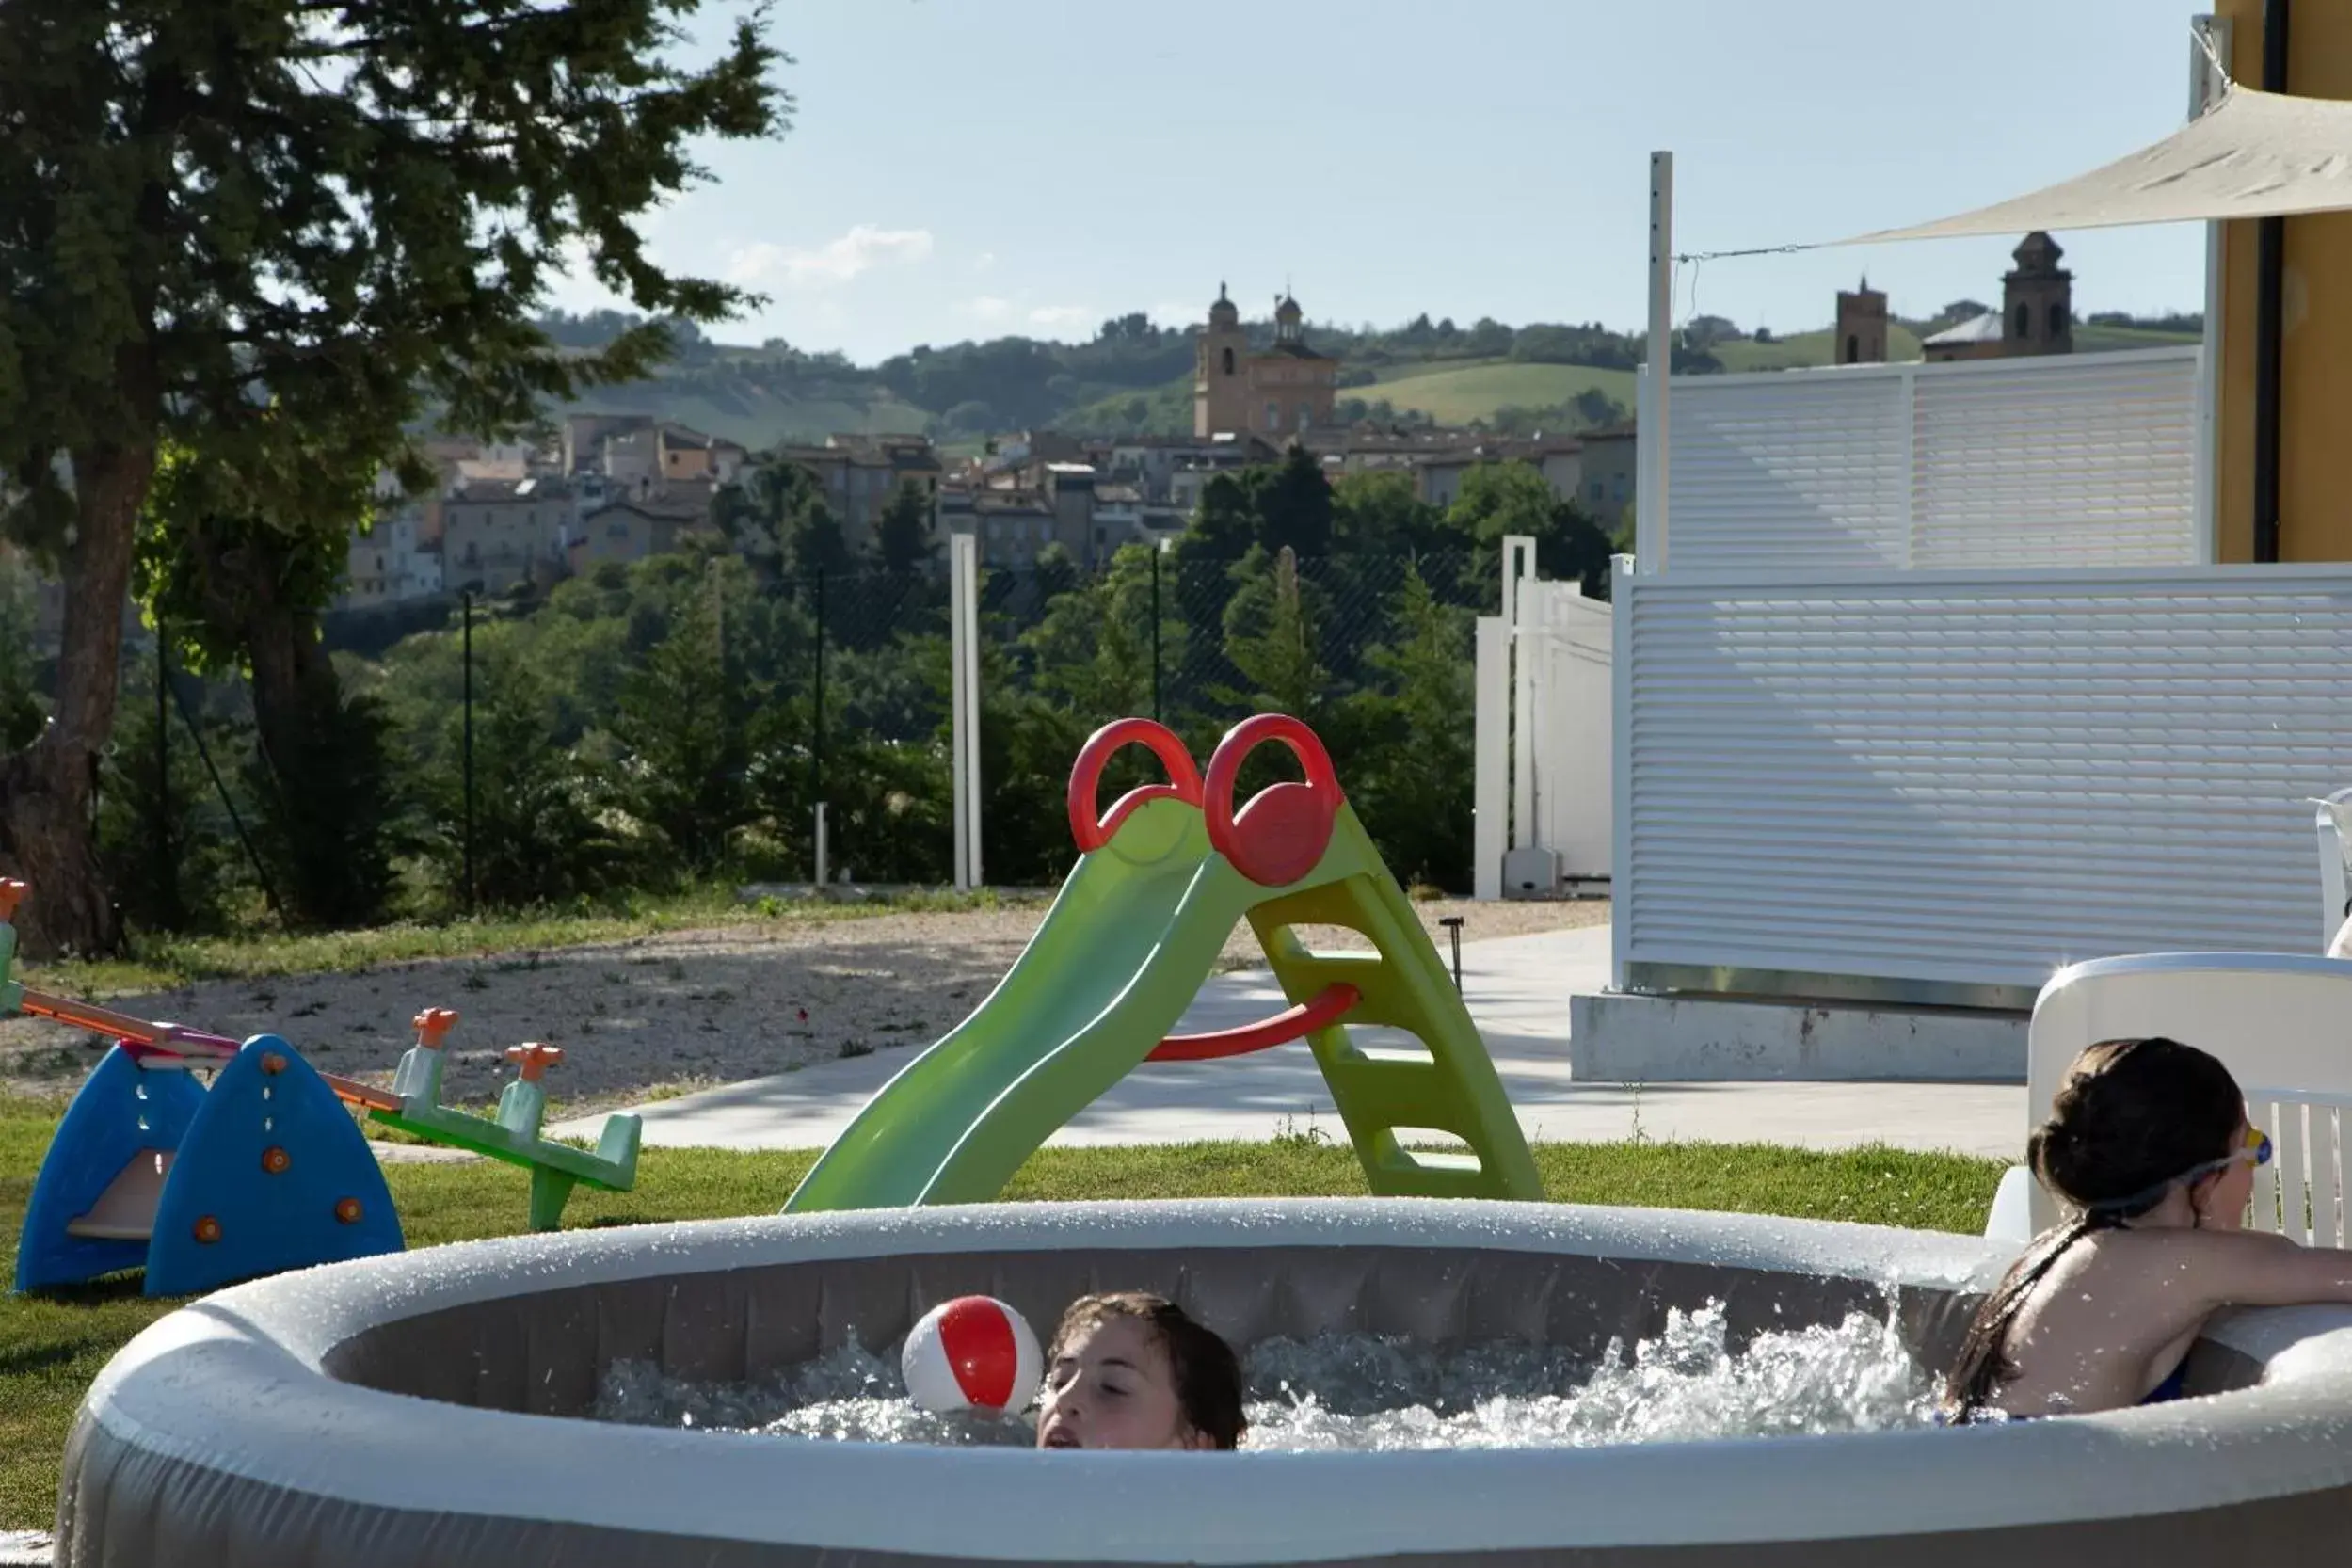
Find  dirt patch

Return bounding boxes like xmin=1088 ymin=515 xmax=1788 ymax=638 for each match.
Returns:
xmin=2 ymin=899 xmax=1607 ymax=1116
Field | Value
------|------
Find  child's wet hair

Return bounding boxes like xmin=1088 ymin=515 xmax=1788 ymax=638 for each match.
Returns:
xmin=1048 ymin=1291 xmax=1246 ymax=1449
xmin=1941 ymin=1036 xmax=2246 ymax=1421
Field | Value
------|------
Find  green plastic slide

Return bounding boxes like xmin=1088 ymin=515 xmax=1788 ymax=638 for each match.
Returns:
xmin=783 ymin=715 xmax=1541 ymax=1213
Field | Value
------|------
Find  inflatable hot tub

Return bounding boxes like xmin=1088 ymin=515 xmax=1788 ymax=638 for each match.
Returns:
xmin=56 ymin=1199 xmax=2352 ymax=1566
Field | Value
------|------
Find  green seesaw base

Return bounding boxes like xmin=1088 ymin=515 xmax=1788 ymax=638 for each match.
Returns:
xmin=369 ymin=1102 xmax=640 ymax=1231
xmin=370 ymin=1056 xmax=640 ymax=1232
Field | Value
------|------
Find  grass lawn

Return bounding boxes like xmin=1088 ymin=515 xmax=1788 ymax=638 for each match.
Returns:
xmin=1347 ymin=360 xmax=1639 ymax=425
xmin=18 ymin=886 xmax=1027 ymax=1000
xmin=0 ymin=1090 xmax=2004 ymax=1530
xmin=1713 ymin=326 xmax=1925 ymax=372
xmin=2071 ymin=323 xmax=2201 ymax=354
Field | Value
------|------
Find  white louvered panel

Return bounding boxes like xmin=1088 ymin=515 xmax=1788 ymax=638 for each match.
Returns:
xmin=1666 ymin=348 xmax=2200 ymax=572
xmin=1668 ymin=371 xmax=1910 ymax=570
xmin=1911 ymin=349 xmax=2198 ymax=568
xmin=1621 ymin=567 xmax=2352 ymax=992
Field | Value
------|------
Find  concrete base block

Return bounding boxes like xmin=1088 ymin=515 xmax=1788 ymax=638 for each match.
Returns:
xmin=1568 ymin=990 xmax=2025 ymax=1082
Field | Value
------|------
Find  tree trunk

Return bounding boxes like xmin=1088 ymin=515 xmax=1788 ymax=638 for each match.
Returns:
xmin=0 ymin=443 xmax=153 ymax=957
xmin=183 ymin=519 xmax=368 ymax=929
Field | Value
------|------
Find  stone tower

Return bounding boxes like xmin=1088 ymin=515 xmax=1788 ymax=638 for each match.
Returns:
xmin=1835 ymin=276 xmax=1888 ymax=364
xmin=2002 ymin=232 xmax=2073 ymax=356
xmin=1193 ymin=282 xmax=1249 ymax=438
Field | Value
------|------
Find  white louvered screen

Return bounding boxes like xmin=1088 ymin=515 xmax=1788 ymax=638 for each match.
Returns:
xmin=1667 ymin=369 xmax=1911 ymax=569
xmin=1665 ymin=348 xmax=2200 ymax=571
xmin=1910 ymin=350 xmax=2198 ymax=568
xmin=1617 ymin=565 xmax=2352 ymax=999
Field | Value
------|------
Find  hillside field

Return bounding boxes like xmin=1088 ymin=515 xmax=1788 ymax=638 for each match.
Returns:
xmin=1347 ymin=360 xmax=1639 ymax=424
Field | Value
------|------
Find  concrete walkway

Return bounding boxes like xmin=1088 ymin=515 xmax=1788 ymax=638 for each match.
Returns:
xmin=552 ymin=926 xmax=2026 ymax=1160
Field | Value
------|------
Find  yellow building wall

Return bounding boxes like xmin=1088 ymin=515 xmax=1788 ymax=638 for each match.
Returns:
xmin=2215 ymin=0 xmax=2352 ymax=562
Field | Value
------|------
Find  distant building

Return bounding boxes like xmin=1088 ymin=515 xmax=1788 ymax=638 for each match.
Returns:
xmin=568 ymin=492 xmax=719 ymax=575
xmin=1193 ymin=284 xmax=1340 ymax=440
xmin=771 ymin=434 xmax=943 ymax=550
xmin=336 ymin=500 xmax=443 ymax=609
xmin=1576 ymin=425 xmax=1638 ymax=534
xmin=1921 ymin=232 xmax=2075 ymax=363
xmin=441 ymin=476 xmax=572 ymax=594
xmin=1921 ymin=312 xmax=2008 ymax=361
xmin=1835 ymin=276 xmax=1889 ymax=365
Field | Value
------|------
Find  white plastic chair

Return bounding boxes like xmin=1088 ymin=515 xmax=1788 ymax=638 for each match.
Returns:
xmin=2316 ymin=789 xmax=2352 ymax=953
xmin=2017 ymin=952 xmax=2352 ymax=1238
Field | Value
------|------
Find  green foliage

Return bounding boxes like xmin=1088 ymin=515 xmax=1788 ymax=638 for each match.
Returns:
xmin=425 ymin=655 xmax=630 ymax=910
xmin=1220 ymin=548 xmax=1329 ymax=723
xmin=0 ymin=0 xmax=791 ymax=951
xmin=243 ymin=688 xmax=409 ymax=930
xmin=1341 ymin=569 xmax=1475 ymax=889
xmin=93 ymin=661 xmax=247 ymax=935
xmin=609 ymin=568 xmax=752 ymax=875
xmin=1448 ymin=462 xmax=1618 ymax=602
xmin=714 ymin=462 xmax=853 ymax=584
xmin=1023 ymin=548 xmax=1158 ymax=719
xmin=876 ymin=480 xmax=937 ymax=578
xmin=0 ymin=552 xmax=41 ymax=752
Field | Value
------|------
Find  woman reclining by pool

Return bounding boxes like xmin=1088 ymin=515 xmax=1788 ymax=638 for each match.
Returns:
xmin=1944 ymin=1035 xmax=2352 ymax=1422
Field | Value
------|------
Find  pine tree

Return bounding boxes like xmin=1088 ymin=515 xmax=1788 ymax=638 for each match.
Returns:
xmin=1221 ymin=547 xmax=1328 ymax=721
xmin=433 ymin=659 xmax=624 ymax=910
xmin=609 ymin=572 xmax=748 ymax=874
xmin=876 ymin=480 xmax=937 ymax=578
xmin=1346 ymin=568 xmax=1475 ymax=889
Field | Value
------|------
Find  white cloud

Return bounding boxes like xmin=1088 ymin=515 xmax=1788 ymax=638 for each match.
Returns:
xmin=1149 ymin=301 xmax=1200 ymax=328
xmin=726 ymin=225 xmax=935 ymax=290
xmin=959 ymin=296 xmax=1016 ymax=325
xmin=1027 ymin=305 xmax=1096 ymax=333
xmin=973 ymin=251 xmax=998 ymax=272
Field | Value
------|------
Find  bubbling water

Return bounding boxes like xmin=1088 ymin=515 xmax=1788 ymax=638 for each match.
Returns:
xmin=590 ymin=1301 xmax=1938 ymax=1450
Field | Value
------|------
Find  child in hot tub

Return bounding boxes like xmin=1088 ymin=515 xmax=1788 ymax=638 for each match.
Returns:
xmin=1943 ymin=1035 xmax=2352 ymax=1422
xmin=1035 ymin=1292 xmax=1245 ymax=1450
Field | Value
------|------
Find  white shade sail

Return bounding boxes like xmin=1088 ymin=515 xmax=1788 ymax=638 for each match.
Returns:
xmin=1848 ymin=85 xmax=2352 ymax=243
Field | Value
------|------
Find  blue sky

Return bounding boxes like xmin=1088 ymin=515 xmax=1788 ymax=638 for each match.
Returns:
xmin=548 ymin=0 xmax=2215 ymax=361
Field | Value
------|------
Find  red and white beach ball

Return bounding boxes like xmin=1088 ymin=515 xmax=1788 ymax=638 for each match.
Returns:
xmin=901 ymin=1296 xmax=1043 ymax=1415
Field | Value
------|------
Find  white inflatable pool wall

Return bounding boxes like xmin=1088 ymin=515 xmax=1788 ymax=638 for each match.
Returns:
xmin=55 ymin=1199 xmax=2352 ymax=1566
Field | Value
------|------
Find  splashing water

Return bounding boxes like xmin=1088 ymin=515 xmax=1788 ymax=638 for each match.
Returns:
xmin=590 ymin=1302 xmax=1936 ymax=1450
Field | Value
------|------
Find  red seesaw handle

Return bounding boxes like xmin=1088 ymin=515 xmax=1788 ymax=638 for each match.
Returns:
xmin=1067 ymin=718 xmax=1205 ymax=854
xmin=1147 ymin=984 xmax=1360 ymax=1062
xmin=1202 ymin=714 xmax=1344 ymax=888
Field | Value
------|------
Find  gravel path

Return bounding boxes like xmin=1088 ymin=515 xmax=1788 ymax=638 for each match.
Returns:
xmin=2 ymin=899 xmax=1607 ymax=1117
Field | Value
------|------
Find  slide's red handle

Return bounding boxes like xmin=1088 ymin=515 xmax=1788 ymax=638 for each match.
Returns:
xmin=1202 ymin=714 xmax=1343 ymax=888
xmin=1067 ymin=718 xmax=1205 ymax=854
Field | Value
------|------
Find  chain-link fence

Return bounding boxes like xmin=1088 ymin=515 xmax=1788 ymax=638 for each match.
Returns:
xmin=974 ymin=545 xmax=1486 ymax=888
xmin=88 ymin=541 xmax=1498 ymax=935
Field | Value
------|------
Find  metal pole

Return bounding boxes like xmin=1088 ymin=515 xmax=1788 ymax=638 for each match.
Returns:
xmin=1150 ymin=544 xmax=1162 ymax=723
xmin=810 ymin=567 xmax=825 ymax=850
xmin=951 ymin=536 xmax=971 ymax=891
xmin=2191 ymin=14 xmax=2234 ymax=564
xmin=155 ymin=630 xmax=175 ymax=927
xmin=461 ymin=589 xmax=475 ymax=915
xmin=2254 ymin=0 xmax=2290 ymax=564
xmin=1441 ymin=916 xmax=1464 ymax=995
xmin=1643 ymin=150 xmax=1674 ymax=572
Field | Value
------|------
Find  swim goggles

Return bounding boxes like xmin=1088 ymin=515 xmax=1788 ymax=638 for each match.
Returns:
xmin=2084 ymin=1126 xmax=2273 ymax=1216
